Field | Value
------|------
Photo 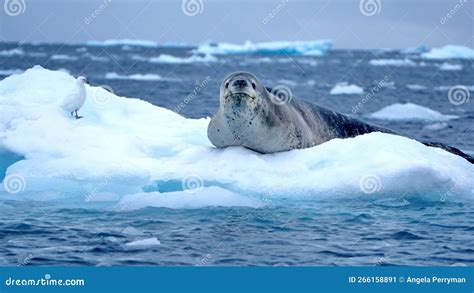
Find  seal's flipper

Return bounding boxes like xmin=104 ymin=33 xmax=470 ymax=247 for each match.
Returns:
xmin=422 ymin=141 xmax=474 ymax=164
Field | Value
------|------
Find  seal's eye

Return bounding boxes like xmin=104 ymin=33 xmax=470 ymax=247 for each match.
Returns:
xmin=252 ymin=82 xmax=256 ymax=89
xmin=225 ymin=82 xmax=229 ymax=89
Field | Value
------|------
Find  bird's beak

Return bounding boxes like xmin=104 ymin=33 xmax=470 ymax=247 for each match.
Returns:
xmin=85 ymin=79 xmax=90 ymax=85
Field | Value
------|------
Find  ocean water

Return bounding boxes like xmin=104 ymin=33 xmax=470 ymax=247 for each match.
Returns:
xmin=0 ymin=42 xmax=473 ymax=266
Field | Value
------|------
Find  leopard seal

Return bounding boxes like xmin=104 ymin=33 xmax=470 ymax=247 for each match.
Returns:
xmin=207 ymin=71 xmax=474 ymax=163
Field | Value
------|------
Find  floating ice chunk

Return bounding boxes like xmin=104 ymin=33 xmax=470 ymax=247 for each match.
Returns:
xmin=125 ymin=237 xmax=161 ymax=247
xmin=369 ymin=103 xmax=458 ymax=121
xmin=330 ymin=82 xmax=364 ymax=95
xmin=422 ymin=45 xmax=474 ymax=60
xmin=423 ymin=122 xmax=448 ymax=131
xmin=406 ymin=84 xmax=427 ymax=91
xmin=439 ymin=63 xmax=463 ymax=71
xmin=105 ymin=72 xmax=163 ymax=81
xmin=148 ymin=54 xmax=217 ymax=64
xmin=0 ymin=48 xmax=24 ymax=56
xmin=86 ymin=39 xmax=158 ymax=48
xmin=369 ymin=59 xmax=417 ymax=66
xmin=51 ymin=54 xmax=78 ymax=61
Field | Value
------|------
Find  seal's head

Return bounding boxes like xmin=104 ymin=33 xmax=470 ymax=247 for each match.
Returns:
xmin=220 ymin=71 xmax=268 ymax=112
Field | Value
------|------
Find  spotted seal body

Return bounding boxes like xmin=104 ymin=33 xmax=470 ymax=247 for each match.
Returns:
xmin=207 ymin=71 xmax=474 ymax=164
xmin=208 ymin=71 xmax=395 ymax=153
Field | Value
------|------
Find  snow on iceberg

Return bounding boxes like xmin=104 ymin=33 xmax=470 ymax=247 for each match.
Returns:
xmin=0 ymin=67 xmax=473 ymax=208
xmin=369 ymin=103 xmax=458 ymax=121
xmin=194 ymin=40 xmax=332 ymax=56
xmin=105 ymin=72 xmax=163 ymax=81
xmin=422 ymin=45 xmax=474 ymax=60
xmin=86 ymin=39 xmax=158 ymax=48
xmin=329 ymin=82 xmax=364 ymax=95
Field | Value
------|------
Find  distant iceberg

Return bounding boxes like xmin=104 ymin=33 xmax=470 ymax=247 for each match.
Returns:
xmin=329 ymin=82 xmax=364 ymax=95
xmin=86 ymin=39 xmax=158 ymax=48
xmin=148 ymin=54 xmax=217 ymax=64
xmin=406 ymin=84 xmax=427 ymax=91
xmin=105 ymin=72 xmax=163 ymax=81
xmin=400 ymin=46 xmax=428 ymax=54
xmin=0 ymin=48 xmax=24 ymax=56
xmin=369 ymin=103 xmax=458 ymax=121
xmin=51 ymin=54 xmax=78 ymax=61
xmin=439 ymin=63 xmax=463 ymax=71
xmin=0 ymin=67 xmax=472 ymax=208
xmin=369 ymin=59 xmax=417 ymax=67
xmin=422 ymin=45 xmax=474 ymax=60
xmin=194 ymin=40 xmax=332 ymax=56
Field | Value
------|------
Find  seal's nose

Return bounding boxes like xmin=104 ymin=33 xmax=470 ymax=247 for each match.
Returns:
xmin=233 ymin=79 xmax=248 ymax=88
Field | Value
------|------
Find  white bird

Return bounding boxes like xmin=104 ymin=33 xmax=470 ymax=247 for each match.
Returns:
xmin=61 ymin=76 xmax=88 ymax=119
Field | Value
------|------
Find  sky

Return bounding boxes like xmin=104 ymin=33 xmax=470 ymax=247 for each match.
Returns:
xmin=0 ymin=0 xmax=472 ymax=49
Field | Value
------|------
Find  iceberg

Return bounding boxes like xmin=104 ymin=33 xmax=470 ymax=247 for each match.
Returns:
xmin=0 ymin=67 xmax=473 ymax=209
xmin=422 ymin=45 xmax=474 ymax=60
xmin=86 ymin=39 xmax=158 ymax=48
xmin=51 ymin=54 xmax=79 ymax=61
xmin=439 ymin=63 xmax=463 ymax=71
xmin=400 ymin=46 xmax=428 ymax=54
xmin=406 ymin=84 xmax=427 ymax=91
xmin=369 ymin=59 xmax=417 ymax=67
xmin=125 ymin=237 xmax=161 ymax=247
xmin=194 ymin=40 xmax=332 ymax=56
xmin=329 ymin=82 xmax=364 ymax=95
xmin=148 ymin=54 xmax=217 ymax=64
xmin=369 ymin=103 xmax=458 ymax=121
xmin=0 ymin=48 xmax=24 ymax=56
